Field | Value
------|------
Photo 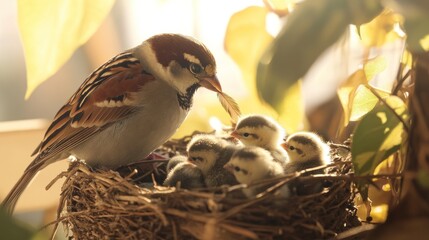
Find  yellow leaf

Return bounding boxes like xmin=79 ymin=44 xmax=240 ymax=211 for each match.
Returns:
xmin=224 ymin=6 xmax=273 ymax=95
xmin=364 ymin=56 xmax=387 ymax=81
xmin=19 ymin=0 xmax=115 ymax=99
xmin=337 ymin=70 xmax=367 ymax=126
xmin=337 ymin=56 xmax=387 ymax=127
xmin=266 ymin=0 xmax=297 ymax=9
xmin=371 ymin=204 xmax=389 ymax=223
xmin=401 ymin=50 xmax=413 ymax=69
xmin=359 ymin=10 xmax=403 ymax=47
xmin=350 ymin=85 xmax=390 ymax=121
xmin=419 ymin=34 xmax=429 ymax=51
xmin=277 ymin=80 xmax=307 ymax=133
xmin=224 ymin=6 xmax=307 ymax=133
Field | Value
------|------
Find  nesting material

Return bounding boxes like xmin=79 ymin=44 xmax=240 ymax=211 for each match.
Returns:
xmin=53 ymin=134 xmax=360 ymax=240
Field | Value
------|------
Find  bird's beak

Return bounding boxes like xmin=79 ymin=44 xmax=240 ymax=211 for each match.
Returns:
xmin=224 ymin=164 xmax=234 ymax=173
xmin=281 ymin=142 xmax=288 ymax=151
xmin=230 ymin=130 xmax=240 ymax=139
xmin=199 ymin=75 xmax=222 ymax=93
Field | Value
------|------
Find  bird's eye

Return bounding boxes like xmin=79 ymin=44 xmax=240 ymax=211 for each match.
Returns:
xmin=289 ymin=146 xmax=295 ymax=151
xmin=190 ymin=157 xmax=202 ymax=162
xmin=189 ymin=63 xmax=203 ymax=74
xmin=243 ymin=133 xmax=250 ymax=137
xmin=234 ymin=166 xmax=241 ymax=172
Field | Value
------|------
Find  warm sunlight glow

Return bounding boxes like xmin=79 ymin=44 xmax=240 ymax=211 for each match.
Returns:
xmin=209 ymin=116 xmax=223 ymax=132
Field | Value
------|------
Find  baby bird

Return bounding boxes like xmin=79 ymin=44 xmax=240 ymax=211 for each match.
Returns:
xmin=187 ymin=134 xmax=239 ymax=187
xmin=166 ymin=155 xmax=187 ymax=173
xmin=282 ymin=131 xmax=331 ymax=174
xmin=231 ymin=114 xmax=289 ymax=165
xmin=224 ymin=146 xmax=287 ymax=198
xmin=281 ymin=131 xmax=331 ymax=195
xmin=163 ymin=161 xmax=205 ymax=189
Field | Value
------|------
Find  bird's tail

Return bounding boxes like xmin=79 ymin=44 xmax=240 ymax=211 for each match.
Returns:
xmin=1 ymin=162 xmax=43 ymax=214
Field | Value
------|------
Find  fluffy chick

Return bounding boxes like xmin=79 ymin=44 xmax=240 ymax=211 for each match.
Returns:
xmin=224 ymin=146 xmax=287 ymax=198
xmin=231 ymin=114 xmax=289 ymax=165
xmin=163 ymin=161 xmax=205 ymax=189
xmin=282 ymin=131 xmax=331 ymax=174
xmin=166 ymin=155 xmax=187 ymax=173
xmin=282 ymin=131 xmax=331 ymax=195
xmin=187 ymin=134 xmax=239 ymax=187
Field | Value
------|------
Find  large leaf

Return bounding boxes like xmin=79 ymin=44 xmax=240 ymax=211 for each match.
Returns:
xmin=224 ymin=6 xmax=306 ymax=132
xmin=403 ymin=15 xmax=429 ymax=52
xmin=18 ymin=0 xmax=115 ymax=98
xmin=385 ymin=0 xmax=429 ymax=52
xmin=0 ymin=209 xmax=34 ymax=240
xmin=257 ymin=0 xmax=356 ymax=112
xmin=337 ymin=56 xmax=387 ymax=126
xmin=224 ymin=6 xmax=273 ymax=94
xmin=346 ymin=0 xmax=384 ymax=26
xmin=351 ymin=96 xmax=409 ymax=200
xmin=359 ymin=10 xmax=403 ymax=47
xmin=350 ymin=85 xmax=390 ymax=121
xmin=277 ymin=80 xmax=307 ymax=133
xmin=259 ymin=0 xmax=382 ymax=116
xmin=364 ymin=55 xmax=387 ymax=81
xmin=337 ymin=70 xmax=367 ymax=127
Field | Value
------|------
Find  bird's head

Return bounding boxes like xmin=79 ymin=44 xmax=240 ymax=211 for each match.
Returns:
xmin=231 ymin=115 xmax=285 ymax=149
xmin=282 ymin=132 xmax=330 ymax=163
xmin=134 ymin=34 xmax=222 ymax=96
xmin=224 ymin=146 xmax=274 ymax=185
xmin=187 ymin=135 xmax=226 ymax=174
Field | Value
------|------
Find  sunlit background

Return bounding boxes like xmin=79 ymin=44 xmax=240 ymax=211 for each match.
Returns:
xmin=0 ymin=0 xmax=406 ymax=237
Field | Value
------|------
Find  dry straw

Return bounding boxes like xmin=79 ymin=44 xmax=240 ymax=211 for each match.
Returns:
xmin=49 ymin=132 xmax=361 ymax=239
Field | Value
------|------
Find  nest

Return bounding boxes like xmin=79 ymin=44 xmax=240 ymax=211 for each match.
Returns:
xmin=51 ymin=132 xmax=361 ymax=239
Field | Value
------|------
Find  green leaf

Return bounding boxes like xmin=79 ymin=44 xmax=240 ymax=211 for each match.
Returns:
xmin=351 ymin=96 xmax=409 ymax=200
xmin=0 ymin=209 xmax=34 ymax=240
xmin=385 ymin=0 xmax=429 ymax=52
xmin=337 ymin=56 xmax=387 ymax=127
xmin=403 ymin=16 xmax=429 ymax=52
xmin=359 ymin=10 xmax=403 ymax=47
xmin=337 ymin=70 xmax=367 ymax=127
xmin=350 ymin=85 xmax=390 ymax=121
xmin=257 ymin=0 xmax=351 ymax=112
xmin=364 ymin=56 xmax=387 ymax=81
xmin=277 ymin=80 xmax=307 ymax=133
xmin=224 ymin=6 xmax=273 ymax=95
xmin=417 ymin=169 xmax=429 ymax=189
xmin=18 ymin=0 xmax=116 ymax=99
xmin=346 ymin=0 xmax=384 ymax=26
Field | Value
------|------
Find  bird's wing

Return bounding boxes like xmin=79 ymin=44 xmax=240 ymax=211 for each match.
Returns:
xmin=31 ymin=51 xmax=156 ymax=164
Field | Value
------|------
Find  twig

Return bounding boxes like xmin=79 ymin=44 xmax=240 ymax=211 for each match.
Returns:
xmin=336 ymin=224 xmax=377 ymax=239
xmin=393 ymin=69 xmax=411 ymax=95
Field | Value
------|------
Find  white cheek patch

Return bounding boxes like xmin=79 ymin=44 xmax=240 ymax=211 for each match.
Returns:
xmin=184 ymin=53 xmax=201 ymax=65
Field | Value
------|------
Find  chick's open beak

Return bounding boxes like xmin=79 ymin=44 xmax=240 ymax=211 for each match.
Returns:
xmin=224 ymin=164 xmax=234 ymax=173
xmin=281 ymin=142 xmax=288 ymax=151
xmin=199 ymin=75 xmax=222 ymax=93
xmin=230 ymin=130 xmax=240 ymax=139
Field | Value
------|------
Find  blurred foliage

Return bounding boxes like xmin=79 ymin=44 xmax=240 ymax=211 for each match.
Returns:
xmin=351 ymin=96 xmax=409 ymax=199
xmin=359 ymin=10 xmax=403 ymax=47
xmin=227 ymin=0 xmax=428 ymax=225
xmin=19 ymin=0 xmax=115 ymax=98
xmin=224 ymin=6 xmax=306 ymax=133
xmin=337 ymin=56 xmax=388 ymax=128
xmin=0 ymin=209 xmax=34 ymax=240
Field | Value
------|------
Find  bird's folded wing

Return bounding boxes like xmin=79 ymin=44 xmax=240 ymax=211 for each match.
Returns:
xmin=31 ymin=51 xmax=155 ymax=163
